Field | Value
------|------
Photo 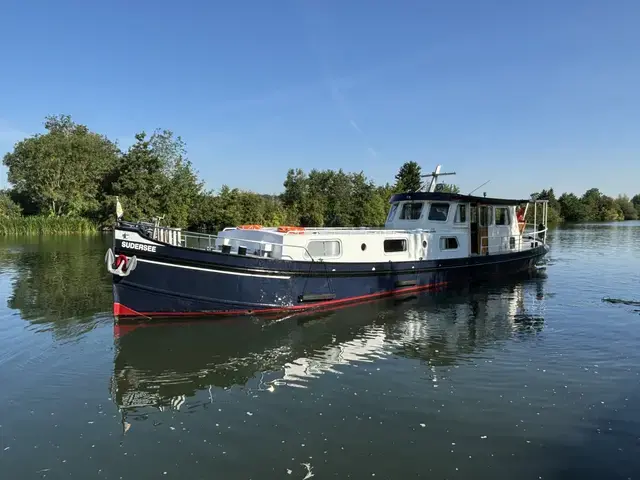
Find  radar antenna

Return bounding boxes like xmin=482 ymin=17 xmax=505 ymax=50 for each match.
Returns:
xmin=421 ymin=164 xmax=456 ymax=192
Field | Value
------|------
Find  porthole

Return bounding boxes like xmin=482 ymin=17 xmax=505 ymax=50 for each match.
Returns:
xmin=422 ymin=240 xmax=427 ymax=248
xmin=361 ymin=243 xmax=367 ymax=251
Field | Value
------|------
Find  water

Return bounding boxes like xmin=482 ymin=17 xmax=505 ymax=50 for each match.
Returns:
xmin=1 ymin=224 xmax=639 ymax=479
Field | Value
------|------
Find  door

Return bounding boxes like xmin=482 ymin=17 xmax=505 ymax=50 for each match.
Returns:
xmin=470 ymin=204 xmax=479 ymax=254
xmin=478 ymin=205 xmax=490 ymax=254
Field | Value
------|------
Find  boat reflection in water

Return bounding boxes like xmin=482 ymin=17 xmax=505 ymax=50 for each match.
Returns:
xmin=110 ymin=272 xmax=547 ymax=422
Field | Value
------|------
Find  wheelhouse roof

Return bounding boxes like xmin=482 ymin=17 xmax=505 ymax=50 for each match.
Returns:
xmin=389 ymin=192 xmax=530 ymax=206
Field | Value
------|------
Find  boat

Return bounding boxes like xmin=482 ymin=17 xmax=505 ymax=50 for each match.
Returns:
xmin=105 ymin=164 xmax=550 ymax=321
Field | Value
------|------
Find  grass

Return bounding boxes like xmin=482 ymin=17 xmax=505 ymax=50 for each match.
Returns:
xmin=0 ymin=216 xmax=97 ymax=235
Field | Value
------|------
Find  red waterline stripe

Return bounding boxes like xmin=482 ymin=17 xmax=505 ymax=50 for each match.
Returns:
xmin=113 ymin=281 xmax=449 ymax=319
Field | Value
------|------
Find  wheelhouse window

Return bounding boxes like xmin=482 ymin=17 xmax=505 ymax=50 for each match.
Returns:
xmin=440 ymin=237 xmax=459 ymax=250
xmin=428 ymin=203 xmax=450 ymax=221
xmin=495 ymin=207 xmax=510 ymax=225
xmin=386 ymin=203 xmax=398 ymax=222
xmin=399 ymin=202 xmax=423 ymax=220
xmin=384 ymin=239 xmax=407 ymax=253
xmin=455 ymin=204 xmax=467 ymax=223
xmin=479 ymin=206 xmax=492 ymax=226
xmin=306 ymin=240 xmax=341 ymax=258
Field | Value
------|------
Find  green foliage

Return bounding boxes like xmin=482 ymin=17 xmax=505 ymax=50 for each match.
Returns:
xmin=438 ymin=184 xmax=460 ymax=193
xmin=558 ymin=193 xmax=585 ymax=222
xmin=631 ymin=194 xmax=640 ymax=214
xmin=3 ymin=114 xmax=120 ymax=219
xmin=552 ymin=188 xmax=636 ymax=223
xmin=105 ymin=131 xmax=203 ymax=228
xmin=0 ymin=216 xmax=96 ymax=235
xmin=0 ymin=190 xmax=22 ymax=218
xmin=615 ymin=195 xmax=638 ymax=220
xmin=280 ymin=168 xmax=391 ymax=228
xmin=394 ymin=161 xmax=422 ymax=193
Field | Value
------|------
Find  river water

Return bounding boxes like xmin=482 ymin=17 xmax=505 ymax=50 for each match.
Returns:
xmin=0 ymin=223 xmax=639 ymax=479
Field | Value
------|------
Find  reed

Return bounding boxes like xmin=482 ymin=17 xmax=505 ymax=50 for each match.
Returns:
xmin=0 ymin=216 xmax=97 ymax=235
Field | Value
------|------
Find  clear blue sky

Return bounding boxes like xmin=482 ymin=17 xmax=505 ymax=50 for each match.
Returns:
xmin=1 ymin=0 xmax=638 ymax=199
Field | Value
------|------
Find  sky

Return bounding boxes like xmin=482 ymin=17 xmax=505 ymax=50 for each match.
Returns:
xmin=0 ymin=0 xmax=638 ymax=199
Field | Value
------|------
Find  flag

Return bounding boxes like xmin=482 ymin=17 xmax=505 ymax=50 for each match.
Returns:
xmin=116 ymin=196 xmax=123 ymax=220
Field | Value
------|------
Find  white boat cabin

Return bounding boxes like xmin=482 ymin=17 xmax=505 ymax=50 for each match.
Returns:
xmin=213 ymin=191 xmax=548 ymax=264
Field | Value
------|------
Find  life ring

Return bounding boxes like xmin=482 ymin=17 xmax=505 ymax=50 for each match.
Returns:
xmin=277 ymin=226 xmax=305 ymax=233
xmin=238 ymin=224 xmax=263 ymax=230
xmin=114 ymin=254 xmax=128 ymax=270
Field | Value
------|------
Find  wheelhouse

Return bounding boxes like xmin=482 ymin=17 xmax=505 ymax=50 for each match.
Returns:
xmin=385 ymin=192 xmax=548 ymax=257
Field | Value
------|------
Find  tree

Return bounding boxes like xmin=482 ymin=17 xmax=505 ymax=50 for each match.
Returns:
xmin=0 ymin=190 xmax=22 ymax=217
xmin=599 ymin=195 xmax=624 ymax=221
xmin=188 ymin=190 xmax=221 ymax=231
xmin=615 ymin=195 xmax=638 ymax=220
xmin=2 ymin=114 xmax=120 ymax=218
xmin=581 ymin=188 xmax=603 ymax=220
xmin=102 ymin=130 xmax=203 ymax=228
xmin=152 ymin=130 xmax=203 ymax=228
xmin=394 ymin=161 xmax=422 ymax=193
xmin=438 ymin=184 xmax=460 ymax=193
xmin=632 ymin=194 xmax=640 ymax=216
xmin=558 ymin=193 xmax=586 ymax=222
xmin=281 ymin=168 xmax=307 ymax=217
xmin=106 ymin=132 xmax=167 ymax=223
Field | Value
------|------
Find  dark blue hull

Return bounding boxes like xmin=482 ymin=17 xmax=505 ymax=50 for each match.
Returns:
xmin=111 ymin=225 xmax=548 ymax=321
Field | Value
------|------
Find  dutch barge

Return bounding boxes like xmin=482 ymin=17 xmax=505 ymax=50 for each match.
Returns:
xmin=106 ymin=165 xmax=549 ymax=321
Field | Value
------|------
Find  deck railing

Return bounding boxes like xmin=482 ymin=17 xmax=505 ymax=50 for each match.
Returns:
xmin=136 ymin=223 xmax=317 ymax=261
xmin=480 ymin=224 xmax=548 ymax=255
xmin=223 ymin=226 xmax=435 ymax=236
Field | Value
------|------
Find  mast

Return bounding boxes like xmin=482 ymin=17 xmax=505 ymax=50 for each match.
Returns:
xmin=421 ymin=164 xmax=456 ymax=192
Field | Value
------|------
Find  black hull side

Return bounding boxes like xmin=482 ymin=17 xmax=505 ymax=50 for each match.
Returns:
xmin=111 ymin=225 xmax=548 ymax=320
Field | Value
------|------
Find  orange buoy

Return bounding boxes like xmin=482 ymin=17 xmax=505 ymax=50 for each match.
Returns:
xmin=277 ymin=226 xmax=305 ymax=234
xmin=238 ymin=224 xmax=263 ymax=230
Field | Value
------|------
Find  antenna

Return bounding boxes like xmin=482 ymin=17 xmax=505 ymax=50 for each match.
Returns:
xmin=421 ymin=164 xmax=456 ymax=192
xmin=468 ymin=179 xmax=491 ymax=196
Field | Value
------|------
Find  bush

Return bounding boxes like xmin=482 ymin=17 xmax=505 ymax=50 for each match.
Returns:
xmin=0 ymin=216 xmax=96 ymax=235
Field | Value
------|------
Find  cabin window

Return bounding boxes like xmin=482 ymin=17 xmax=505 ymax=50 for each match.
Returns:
xmin=428 ymin=203 xmax=450 ymax=221
xmin=495 ymin=207 xmax=510 ymax=225
xmin=306 ymin=240 xmax=341 ymax=258
xmin=440 ymin=237 xmax=459 ymax=250
xmin=384 ymin=239 xmax=407 ymax=253
xmin=479 ymin=206 xmax=492 ymax=226
xmin=386 ymin=203 xmax=398 ymax=222
xmin=399 ymin=202 xmax=423 ymax=220
xmin=455 ymin=204 xmax=467 ymax=223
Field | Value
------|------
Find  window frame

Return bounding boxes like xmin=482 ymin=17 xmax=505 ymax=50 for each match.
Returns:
xmin=439 ymin=236 xmax=459 ymax=251
xmin=428 ymin=202 xmax=451 ymax=222
xmin=305 ymin=239 xmax=343 ymax=259
xmin=494 ymin=207 xmax=511 ymax=226
xmin=383 ymin=238 xmax=408 ymax=255
xmin=479 ymin=206 xmax=493 ymax=227
xmin=399 ymin=202 xmax=424 ymax=221
xmin=454 ymin=203 xmax=468 ymax=224
xmin=386 ymin=203 xmax=399 ymax=223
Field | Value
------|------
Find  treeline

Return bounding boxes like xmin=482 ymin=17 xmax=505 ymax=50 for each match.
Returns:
xmin=0 ymin=115 xmax=638 ymax=234
xmin=534 ymin=188 xmax=640 ymax=223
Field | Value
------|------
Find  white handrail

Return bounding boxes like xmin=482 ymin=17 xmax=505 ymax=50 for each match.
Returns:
xmin=141 ymin=224 xmax=318 ymax=261
xmin=480 ymin=226 xmax=548 ymax=255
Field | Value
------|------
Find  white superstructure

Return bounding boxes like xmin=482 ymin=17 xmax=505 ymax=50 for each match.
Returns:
xmin=211 ymin=165 xmax=548 ymax=263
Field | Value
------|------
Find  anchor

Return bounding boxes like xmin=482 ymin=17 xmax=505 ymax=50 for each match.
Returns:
xmin=105 ymin=248 xmax=138 ymax=277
